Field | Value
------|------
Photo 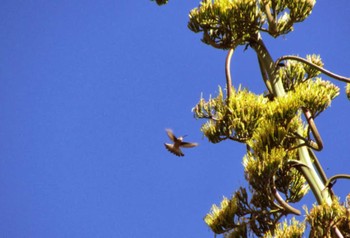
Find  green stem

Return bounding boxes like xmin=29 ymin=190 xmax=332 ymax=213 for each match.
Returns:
xmin=297 ymin=143 xmax=329 ymax=204
xmin=251 ymin=35 xmax=332 ymax=205
xmin=250 ymin=35 xmax=285 ymax=97
xmin=257 ymin=56 xmax=273 ymax=95
xmin=308 ymin=148 xmax=328 ymax=184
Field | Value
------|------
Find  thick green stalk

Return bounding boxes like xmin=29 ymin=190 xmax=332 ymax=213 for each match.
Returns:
xmin=251 ymin=34 xmax=332 ymax=205
xmin=297 ymin=143 xmax=329 ymax=204
xmin=250 ymin=36 xmax=285 ymax=97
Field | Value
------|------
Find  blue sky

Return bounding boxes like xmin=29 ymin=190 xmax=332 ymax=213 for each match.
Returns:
xmin=0 ymin=1 xmax=349 ymax=237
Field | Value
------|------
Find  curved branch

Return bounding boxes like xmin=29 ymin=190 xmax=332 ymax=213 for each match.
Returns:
xmin=290 ymin=134 xmax=321 ymax=151
xmin=302 ymin=107 xmax=323 ymax=151
xmin=226 ymin=48 xmax=234 ymax=98
xmin=325 ymin=174 xmax=350 ymax=188
xmin=271 ymin=177 xmax=301 ymax=215
xmin=287 ymin=107 xmax=324 ymax=151
xmin=272 ymin=188 xmax=301 ymax=215
xmin=275 ymin=55 xmax=350 ymax=83
xmin=287 ymin=159 xmax=310 ymax=170
xmin=228 ymin=135 xmax=248 ymax=143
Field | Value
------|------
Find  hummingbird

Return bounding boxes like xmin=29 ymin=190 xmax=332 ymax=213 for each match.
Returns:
xmin=164 ymin=129 xmax=198 ymax=157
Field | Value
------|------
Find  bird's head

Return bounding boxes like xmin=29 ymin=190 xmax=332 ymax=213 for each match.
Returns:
xmin=178 ymin=135 xmax=187 ymax=141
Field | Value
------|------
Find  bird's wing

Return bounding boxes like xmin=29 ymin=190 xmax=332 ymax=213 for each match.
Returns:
xmin=164 ymin=143 xmax=184 ymax=156
xmin=165 ymin=129 xmax=177 ymax=142
xmin=180 ymin=142 xmax=198 ymax=148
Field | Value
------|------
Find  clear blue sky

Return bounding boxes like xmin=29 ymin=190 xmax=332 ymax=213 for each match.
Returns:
xmin=0 ymin=1 xmax=349 ymax=237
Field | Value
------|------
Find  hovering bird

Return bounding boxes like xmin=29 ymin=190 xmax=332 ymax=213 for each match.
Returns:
xmin=164 ymin=129 xmax=198 ymax=157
